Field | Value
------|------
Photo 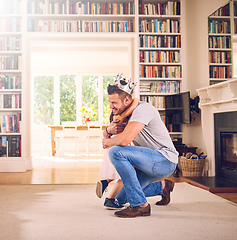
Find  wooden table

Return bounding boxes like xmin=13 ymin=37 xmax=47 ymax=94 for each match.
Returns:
xmin=48 ymin=125 xmax=107 ymax=156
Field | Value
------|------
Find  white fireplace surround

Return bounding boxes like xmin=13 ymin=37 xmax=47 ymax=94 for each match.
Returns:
xmin=197 ymin=79 xmax=237 ymax=176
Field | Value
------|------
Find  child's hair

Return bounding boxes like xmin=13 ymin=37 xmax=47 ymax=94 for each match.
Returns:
xmin=109 ymin=112 xmax=114 ymax=123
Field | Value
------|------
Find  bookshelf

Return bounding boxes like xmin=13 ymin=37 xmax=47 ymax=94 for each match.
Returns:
xmin=27 ymin=0 xmax=135 ymax=32
xmin=208 ymin=0 xmax=233 ymax=85
xmin=0 ymin=0 xmax=24 ymax=171
xmin=138 ymin=0 xmax=183 ymax=138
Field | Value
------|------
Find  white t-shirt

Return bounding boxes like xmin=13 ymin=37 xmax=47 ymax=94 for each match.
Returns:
xmin=129 ymin=101 xmax=179 ymax=164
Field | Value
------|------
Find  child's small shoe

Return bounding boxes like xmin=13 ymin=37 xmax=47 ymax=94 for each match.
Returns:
xmin=96 ymin=180 xmax=108 ymax=198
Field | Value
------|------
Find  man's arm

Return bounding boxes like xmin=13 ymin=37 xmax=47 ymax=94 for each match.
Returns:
xmin=102 ymin=121 xmax=145 ymax=148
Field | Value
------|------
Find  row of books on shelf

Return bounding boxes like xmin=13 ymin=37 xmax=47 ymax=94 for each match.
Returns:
xmin=0 ymin=19 xmax=21 ymax=33
xmin=28 ymin=19 xmax=134 ymax=32
xmin=160 ymin=114 xmax=182 ymax=132
xmin=27 ymin=1 xmax=135 ymax=15
xmin=209 ymin=66 xmax=231 ymax=79
xmin=0 ymin=135 xmax=21 ymax=157
xmin=208 ymin=20 xmax=230 ymax=34
xmin=0 ymin=0 xmax=22 ymax=15
xmin=139 ymin=35 xmax=181 ymax=48
xmin=0 ymin=93 xmax=21 ymax=109
xmin=0 ymin=75 xmax=21 ymax=90
xmin=165 ymin=123 xmax=182 ymax=133
xmin=0 ymin=56 xmax=22 ymax=71
xmin=209 ymin=51 xmax=231 ymax=64
xmin=140 ymin=81 xmax=180 ymax=94
xmin=209 ymin=80 xmax=225 ymax=85
xmin=140 ymin=50 xmax=180 ymax=64
xmin=210 ymin=2 xmax=230 ymax=16
xmin=139 ymin=19 xmax=180 ymax=34
xmin=139 ymin=0 xmax=180 ymax=16
xmin=140 ymin=65 xmax=182 ymax=78
xmin=209 ymin=80 xmax=225 ymax=86
xmin=0 ymin=37 xmax=21 ymax=52
xmin=208 ymin=36 xmax=231 ymax=49
xmin=0 ymin=113 xmax=21 ymax=133
xmin=140 ymin=95 xmax=165 ymax=109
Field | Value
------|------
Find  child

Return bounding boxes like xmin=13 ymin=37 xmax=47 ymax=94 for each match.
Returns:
xmin=96 ymin=98 xmax=139 ymax=209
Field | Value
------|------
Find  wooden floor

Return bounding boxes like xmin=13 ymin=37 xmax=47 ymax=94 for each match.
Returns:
xmin=0 ymin=154 xmax=236 ymax=204
xmin=0 ymin=154 xmax=104 ymax=184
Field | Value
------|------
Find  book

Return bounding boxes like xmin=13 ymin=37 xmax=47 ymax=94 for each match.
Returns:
xmin=8 ymin=136 xmax=17 ymax=157
xmin=1 ymin=136 xmax=7 ymax=157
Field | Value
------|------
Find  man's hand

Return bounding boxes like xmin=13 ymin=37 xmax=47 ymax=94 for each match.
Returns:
xmin=106 ymin=119 xmax=126 ymax=135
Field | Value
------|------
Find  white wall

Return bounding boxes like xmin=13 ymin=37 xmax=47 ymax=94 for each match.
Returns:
xmin=182 ymin=0 xmax=228 ymax=154
xmin=31 ymin=40 xmax=131 ymax=75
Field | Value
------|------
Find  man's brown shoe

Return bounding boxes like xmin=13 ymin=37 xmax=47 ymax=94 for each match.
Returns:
xmin=114 ymin=204 xmax=151 ymax=218
xmin=156 ymin=179 xmax=174 ymax=206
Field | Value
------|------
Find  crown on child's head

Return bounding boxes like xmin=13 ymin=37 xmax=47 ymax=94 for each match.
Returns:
xmin=113 ymin=73 xmax=136 ymax=95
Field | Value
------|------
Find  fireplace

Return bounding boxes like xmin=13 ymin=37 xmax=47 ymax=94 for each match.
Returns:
xmin=215 ymin=111 xmax=237 ymax=183
xmin=195 ymin=80 xmax=237 ymax=192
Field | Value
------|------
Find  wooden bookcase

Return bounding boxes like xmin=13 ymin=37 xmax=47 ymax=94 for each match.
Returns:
xmin=138 ymin=0 xmax=183 ymax=139
xmin=0 ymin=0 xmax=24 ymax=171
xmin=208 ymin=0 xmax=234 ymax=85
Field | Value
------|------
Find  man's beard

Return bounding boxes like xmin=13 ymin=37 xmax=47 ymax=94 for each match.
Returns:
xmin=112 ymin=105 xmax=128 ymax=115
xmin=112 ymin=108 xmax=119 ymax=115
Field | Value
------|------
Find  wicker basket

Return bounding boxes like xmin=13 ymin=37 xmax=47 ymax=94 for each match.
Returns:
xmin=180 ymin=156 xmax=206 ymax=177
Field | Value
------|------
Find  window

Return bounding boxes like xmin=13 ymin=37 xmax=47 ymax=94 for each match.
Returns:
xmin=33 ymin=73 xmax=116 ymax=125
xmin=60 ymin=75 xmax=76 ymax=123
xmin=81 ymin=75 xmax=99 ymax=122
xmin=34 ymin=76 xmax=54 ymax=125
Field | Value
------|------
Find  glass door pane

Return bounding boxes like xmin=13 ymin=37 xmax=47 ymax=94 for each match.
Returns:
xmin=82 ymin=76 xmax=99 ymax=122
xmin=60 ymin=75 xmax=76 ymax=124
xmin=34 ymin=76 xmax=54 ymax=125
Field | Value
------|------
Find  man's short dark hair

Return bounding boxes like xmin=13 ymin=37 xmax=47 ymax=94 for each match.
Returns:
xmin=107 ymin=85 xmax=132 ymax=100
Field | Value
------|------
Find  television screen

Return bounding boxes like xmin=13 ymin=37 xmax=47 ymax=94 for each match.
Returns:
xmin=164 ymin=91 xmax=191 ymax=124
xmin=181 ymin=91 xmax=191 ymax=124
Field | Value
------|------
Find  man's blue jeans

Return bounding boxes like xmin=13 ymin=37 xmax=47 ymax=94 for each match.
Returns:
xmin=108 ymin=145 xmax=177 ymax=207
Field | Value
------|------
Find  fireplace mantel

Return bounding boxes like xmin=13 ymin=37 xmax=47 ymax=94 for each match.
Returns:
xmin=197 ymin=79 xmax=237 ymax=176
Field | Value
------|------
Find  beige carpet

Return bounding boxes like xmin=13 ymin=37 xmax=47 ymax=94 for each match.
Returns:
xmin=0 ymin=183 xmax=236 ymax=240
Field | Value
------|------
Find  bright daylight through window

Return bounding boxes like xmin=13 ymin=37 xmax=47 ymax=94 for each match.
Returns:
xmin=33 ymin=74 xmax=115 ymax=125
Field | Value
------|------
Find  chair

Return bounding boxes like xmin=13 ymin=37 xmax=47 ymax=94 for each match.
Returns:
xmin=86 ymin=121 xmax=103 ymax=156
xmin=54 ymin=121 xmax=78 ymax=156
